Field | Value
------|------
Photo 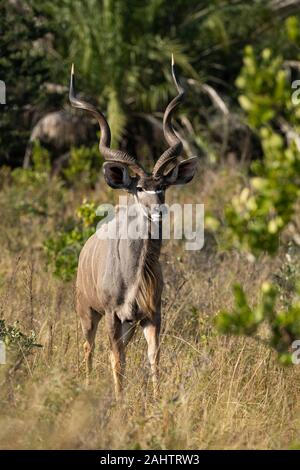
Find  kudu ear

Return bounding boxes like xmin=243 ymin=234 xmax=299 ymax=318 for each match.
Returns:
xmin=164 ymin=156 xmax=198 ymax=186
xmin=103 ymin=162 xmax=133 ymax=189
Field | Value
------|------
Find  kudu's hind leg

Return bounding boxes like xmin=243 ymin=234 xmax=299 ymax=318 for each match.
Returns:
xmin=142 ymin=318 xmax=161 ymax=397
xmin=106 ymin=313 xmax=125 ymax=400
xmin=78 ymin=304 xmax=101 ymax=386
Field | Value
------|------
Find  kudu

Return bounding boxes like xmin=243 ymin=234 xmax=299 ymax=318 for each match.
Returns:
xmin=69 ymin=57 xmax=198 ymax=398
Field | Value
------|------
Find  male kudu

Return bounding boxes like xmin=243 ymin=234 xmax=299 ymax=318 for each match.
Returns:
xmin=69 ymin=57 xmax=198 ymax=398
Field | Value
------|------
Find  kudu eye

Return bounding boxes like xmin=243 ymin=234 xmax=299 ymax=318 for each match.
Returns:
xmin=136 ymin=187 xmax=143 ymax=193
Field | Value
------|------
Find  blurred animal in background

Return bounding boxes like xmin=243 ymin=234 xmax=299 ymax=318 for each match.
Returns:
xmin=23 ymin=109 xmax=95 ymax=172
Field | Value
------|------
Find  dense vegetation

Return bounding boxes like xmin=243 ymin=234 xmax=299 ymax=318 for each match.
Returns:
xmin=3 ymin=0 xmax=299 ymax=166
xmin=1 ymin=0 xmax=300 ymax=449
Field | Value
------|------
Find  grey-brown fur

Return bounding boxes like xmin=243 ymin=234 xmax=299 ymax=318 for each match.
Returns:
xmin=70 ymin=57 xmax=198 ymax=398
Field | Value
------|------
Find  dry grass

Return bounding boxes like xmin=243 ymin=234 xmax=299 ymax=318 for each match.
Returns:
xmin=0 ymin=163 xmax=300 ymax=450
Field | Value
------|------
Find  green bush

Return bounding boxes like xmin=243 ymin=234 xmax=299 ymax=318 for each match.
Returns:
xmin=0 ymin=318 xmax=41 ymax=349
xmin=222 ymin=45 xmax=300 ymax=255
xmin=225 ymin=129 xmax=300 ymax=255
xmin=63 ymin=143 xmax=103 ymax=186
xmin=215 ymin=41 xmax=300 ymax=363
xmin=44 ymin=200 xmax=104 ymax=281
xmin=216 ymin=282 xmax=300 ymax=364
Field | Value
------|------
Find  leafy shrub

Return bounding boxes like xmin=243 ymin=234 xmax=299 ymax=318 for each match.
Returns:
xmin=0 ymin=318 xmax=42 ymax=372
xmin=0 ymin=318 xmax=41 ymax=350
xmin=44 ymin=200 xmax=104 ymax=281
xmin=236 ymin=46 xmax=290 ymax=128
xmin=4 ymin=142 xmax=65 ymax=219
xmin=225 ymin=130 xmax=300 ymax=255
xmin=63 ymin=143 xmax=103 ymax=186
xmin=214 ymin=41 xmax=300 ymax=363
xmin=11 ymin=142 xmax=50 ymax=187
xmin=216 ymin=282 xmax=300 ymax=364
xmin=223 ymin=45 xmax=300 ymax=255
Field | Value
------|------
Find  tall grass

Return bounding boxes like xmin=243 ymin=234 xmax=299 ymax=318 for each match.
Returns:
xmin=0 ymin=162 xmax=299 ymax=449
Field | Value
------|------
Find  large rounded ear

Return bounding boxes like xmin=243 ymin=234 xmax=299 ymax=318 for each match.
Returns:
xmin=103 ymin=162 xmax=133 ymax=189
xmin=164 ymin=156 xmax=198 ymax=186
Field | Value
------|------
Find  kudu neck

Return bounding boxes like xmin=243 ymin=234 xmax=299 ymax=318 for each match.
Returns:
xmin=125 ymin=194 xmax=164 ymax=246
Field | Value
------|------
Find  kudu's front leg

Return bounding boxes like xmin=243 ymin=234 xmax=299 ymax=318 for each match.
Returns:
xmin=106 ymin=313 xmax=125 ymax=400
xmin=142 ymin=317 xmax=161 ymax=397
